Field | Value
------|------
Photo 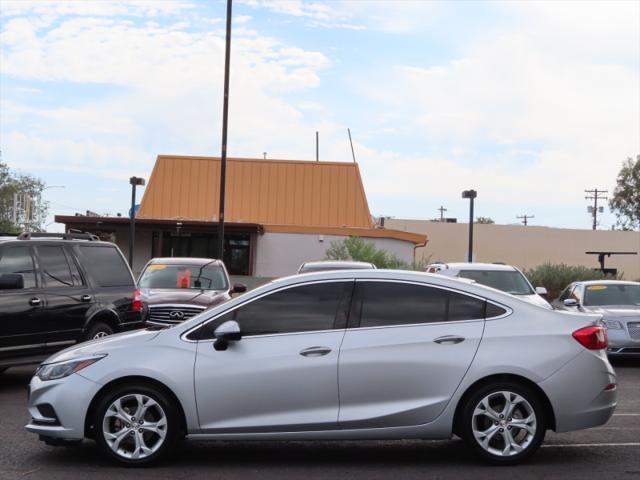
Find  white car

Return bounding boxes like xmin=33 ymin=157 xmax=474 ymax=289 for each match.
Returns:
xmin=426 ymin=263 xmax=551 ymax=309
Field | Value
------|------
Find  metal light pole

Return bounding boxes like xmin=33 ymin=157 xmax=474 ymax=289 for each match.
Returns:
xmin=217 ymin=0 xmax=233 ymax=260
xmin=129 ymin=176 xmax=145 ymax=268
xmin=462 ymin=189 xmax=477 ymax=262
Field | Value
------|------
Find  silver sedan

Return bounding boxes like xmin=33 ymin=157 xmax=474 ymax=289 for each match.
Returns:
xmin=26 ymin=270 xmax=617 ymax=466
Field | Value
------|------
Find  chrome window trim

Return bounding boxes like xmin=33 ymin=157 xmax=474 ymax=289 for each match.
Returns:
xmin=180 ymin=279 xmax=354 ymax=343
xmin=149 ymin=304 xmax=207 ymax=310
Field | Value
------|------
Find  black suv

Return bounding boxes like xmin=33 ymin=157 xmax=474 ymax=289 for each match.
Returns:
xmin=0 ymin=232 xmax=143 ymax=372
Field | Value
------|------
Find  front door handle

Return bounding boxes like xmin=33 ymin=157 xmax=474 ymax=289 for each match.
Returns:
xmin=81 ymin=295 xmax=92 ymax=302
xmin=29 ymin=297 xmax=42 ymax=307
xmin=299 ymin=346 xmax=332 ymax=357
xmin=434 ymin=335 xmax=465 ymax=345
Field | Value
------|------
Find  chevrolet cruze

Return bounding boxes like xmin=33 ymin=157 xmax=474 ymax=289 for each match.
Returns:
xmin=26 ymin=270 xmax=616 ymax=466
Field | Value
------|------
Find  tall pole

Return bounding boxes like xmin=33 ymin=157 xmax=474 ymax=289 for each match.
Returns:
xmin=129 ymin=182 xmax=136 ymax=267
xmin=462 ymin=190 xmax=477 ymax=262
xmin=347 ymin=128 xmax=356 ymax=163
xmin=315 ymin=131 xmax=319 ymax=161
xmin=217 ymin=0 xmax=233 ymax=260
xmin=468 ymin=196 xmax=474 ymax=262
xmin=585 ymin=188 xmax=608 ymax=231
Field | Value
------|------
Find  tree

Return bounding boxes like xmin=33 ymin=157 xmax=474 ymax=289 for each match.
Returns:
xmin=476 ymin=216 xmax=495 ymax=224
xmin=609 ymin=155 xmax=640 ymax=230
xmin=0 ymin=160 xmax=49 ymax=233
xmin=325 ymin=237 xmax=408 ymax=269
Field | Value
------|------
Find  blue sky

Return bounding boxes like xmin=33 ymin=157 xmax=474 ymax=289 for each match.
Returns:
xmin=1 ymin=0 xmax=638 ymax=231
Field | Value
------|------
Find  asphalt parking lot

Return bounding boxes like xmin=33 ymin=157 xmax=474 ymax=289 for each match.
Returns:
xmin=1 ymin=359 xmax=639 ymax=480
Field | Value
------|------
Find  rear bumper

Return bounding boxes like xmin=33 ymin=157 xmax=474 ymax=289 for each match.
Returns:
xmin=538 ymin=349 xmax=617 ymax=433
xmin=25 ymin=373 xmax=100 ymax=441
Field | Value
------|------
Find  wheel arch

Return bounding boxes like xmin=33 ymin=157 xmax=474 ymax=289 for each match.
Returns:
xmin=83 ymin=309 xmax=120 ymax=334
xmin=453 ymin=373 xmax=556 ymax=434
xmin=84 ymin=376 xmax=188 ymax=439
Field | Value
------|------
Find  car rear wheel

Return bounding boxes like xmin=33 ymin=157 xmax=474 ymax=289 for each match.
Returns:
xmin=460 ymin=382 xmax=546 ymax=465
xmin=85 ymin=322 xmax=114 ymax=341
xmin=93 ymin=384 xmax=180 ymax=466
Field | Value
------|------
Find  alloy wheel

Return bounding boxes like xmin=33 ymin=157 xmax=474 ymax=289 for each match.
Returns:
xmin=102 ymin=394 xmax=168 ymax=460
xmin=93 ymin=331 xmax=110 ymax=339
xmin=471 ymin=390 xmax=537 ymax=457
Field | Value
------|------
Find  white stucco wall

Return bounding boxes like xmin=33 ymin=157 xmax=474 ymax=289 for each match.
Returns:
xmin=254 ymin=232 xmax=416 ymax=278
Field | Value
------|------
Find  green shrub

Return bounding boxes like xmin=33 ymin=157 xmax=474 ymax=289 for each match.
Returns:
xmin=325 ymin=237 xmax=409 ymax=269
xmin=524 ymin=262 xmax=622 ymax=300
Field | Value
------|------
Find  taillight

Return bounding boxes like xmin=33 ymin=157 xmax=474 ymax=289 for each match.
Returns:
xmin=572 ymin=325 xmax=608 ymax=350
xmin=132 ymin=289 xmax=142 ymax=312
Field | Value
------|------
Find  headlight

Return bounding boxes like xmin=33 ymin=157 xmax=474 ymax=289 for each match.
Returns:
xmin=604 ymin=320 xmax=623 ymax=330
xmin=36 ymin=355 xmax=107 ymax=381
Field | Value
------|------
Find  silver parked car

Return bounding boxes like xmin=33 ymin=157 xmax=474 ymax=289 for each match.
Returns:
xmin=26 ymin=270 xmax=616 ymax=467
xmin=555 ymin=280 xmax=640 ymax=355
xmin=426 ymin=262 xmax=552 ymax=309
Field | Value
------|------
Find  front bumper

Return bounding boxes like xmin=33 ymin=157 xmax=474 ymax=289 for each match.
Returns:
xmin=25 ymin=372 xmax=101 ymax=441
xmin=538 ymin=349 xmax=617 ymax=433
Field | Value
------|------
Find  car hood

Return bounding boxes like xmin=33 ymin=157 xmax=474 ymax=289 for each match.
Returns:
xmin=141 ymin=288 xmax=228 ymax=307
xmin=42 ymin=328 xmax=162 ymax=365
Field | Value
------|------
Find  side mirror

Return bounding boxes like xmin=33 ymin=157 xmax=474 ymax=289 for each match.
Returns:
xmin=231 ymin=283 xmax=247 ymax=294
xmin=563 ymin=298 xmax=579 ymax=307
xmin=0 ymin=273 xmax=24 ymax=290
xmin=213 ymin=320 xmax=241 ymax=351
xmin=535 ymin=286 xmax=548 ymax=296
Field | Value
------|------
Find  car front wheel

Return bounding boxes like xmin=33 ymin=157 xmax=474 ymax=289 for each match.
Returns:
xmin=93 ymin=384 xmax=180 ymax=466
xmin=460 ymin=382 xmax=546 ymax=465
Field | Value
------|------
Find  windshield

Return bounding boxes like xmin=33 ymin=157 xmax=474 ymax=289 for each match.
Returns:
xmin=457 ymin=269 xmax=534 ymax=295
xmin=583 ymin=284 xmax=640 ymax=306
xmin=139 ymin=264 xmax=228 ymax=291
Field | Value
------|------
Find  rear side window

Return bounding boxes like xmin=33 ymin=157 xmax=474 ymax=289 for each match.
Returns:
xmin=485 ymin=302 xmax=508 ymax=318
xmin=357 ymin=282 xmax=448 ymax=327
xmin=0 ymin=246 xmax=37 ymax=288
xmin=78 ymin=245 xmax=133 ymax=287
xmin=38 ymin=246 xmax=74 ymax=288
xmin=355 ymin=281 xmax=490 ymax=328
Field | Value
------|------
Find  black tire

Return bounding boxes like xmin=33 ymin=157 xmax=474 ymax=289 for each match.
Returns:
xmin=93 ymin=383 xmax=181 ymax=467
xmin=459 ymin=382 xmax=546 ymax=465
xmin=84 ymin=322 xmax=114 ymax=341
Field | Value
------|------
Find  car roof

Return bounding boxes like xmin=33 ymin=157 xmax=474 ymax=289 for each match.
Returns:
xmin=429 ymin=262 xmax=518 ymax=272
xmin=577 ymin=280 xmax=640 ymax=286
xmin=146 ymin=257 xmax=223 ymax=266
xmin=300 ymin=260 xmax=376 ymax=269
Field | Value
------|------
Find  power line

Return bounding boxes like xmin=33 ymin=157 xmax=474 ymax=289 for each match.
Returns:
xmin=585 ymin=188 xmax=608 ymax=230
xmin=516 ymin=214 xmax=535 ymax=226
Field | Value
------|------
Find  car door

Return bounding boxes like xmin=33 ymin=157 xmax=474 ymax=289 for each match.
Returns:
xmin=0 ymin=245 xmax=45 ymax=359
xmin=192 ymin=280 xmax=353 ymax=433
xmin=35 ymin=244 xmax=94 ymax=345
xmin=338 ymin=280 xmax=486 ymax=429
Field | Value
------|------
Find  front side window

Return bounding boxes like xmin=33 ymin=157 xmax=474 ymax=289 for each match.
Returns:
xmin=355 ymin=281 xmax=487 ymax=328
xmin=457 ymin=269 xmax=534 ymax=295
xmin=194 ymin=282 xmax=349 ymax=340
xmin=0 ymin=246 xmax=37 ymax=289
xmin=139 ymin=263 xmax=228 ymax=291
xmin=584 ymin=284 xmax=640 ymax=306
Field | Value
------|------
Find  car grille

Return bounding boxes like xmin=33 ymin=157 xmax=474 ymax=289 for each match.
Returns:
xmin=147 ymin=305 xmax=206 ymax=325
xmin=628 ymin=322 xmax=640 ymax=340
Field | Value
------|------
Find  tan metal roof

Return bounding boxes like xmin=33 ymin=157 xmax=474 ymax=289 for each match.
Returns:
xmin=138 ymin=155 xmax=374 ymax=228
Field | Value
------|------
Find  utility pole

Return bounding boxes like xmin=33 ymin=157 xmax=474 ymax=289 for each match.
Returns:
xmin=315 ymin=131 xmax=319 ymax=161
xmin=462 ymin=190 xmax=477 ymax=262
xmin=516 ymin=214 xmax=535 ymax=226
xmin=217 ymin=0 xmax=233 ymax=260
xmin=585 ymin=189 xmax=608 ymax=230
xmin=437 ymin=206 xmax=447 ymax=222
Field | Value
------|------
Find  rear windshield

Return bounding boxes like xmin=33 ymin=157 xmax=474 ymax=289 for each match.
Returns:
xmin=584 ymin=284 xmax=640 ymax=306
xmin=139 ymin=264 xmax=228 ymax=291
xmin=78 ymin=245 xmax=134 ymax=287
xmin=457 ymin=269 xmax=533 ymax=295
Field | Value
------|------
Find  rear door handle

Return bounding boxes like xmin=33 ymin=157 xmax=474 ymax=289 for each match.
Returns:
xmin=81 ymin=295 xmax=92 ymax=302
xmin=434 ymin=335 xmax=465 ymax=345
xmin=299 ymin=346 xmax=332 ymax=357
xmin=29 ymin=297 xmax=42 ymax=307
